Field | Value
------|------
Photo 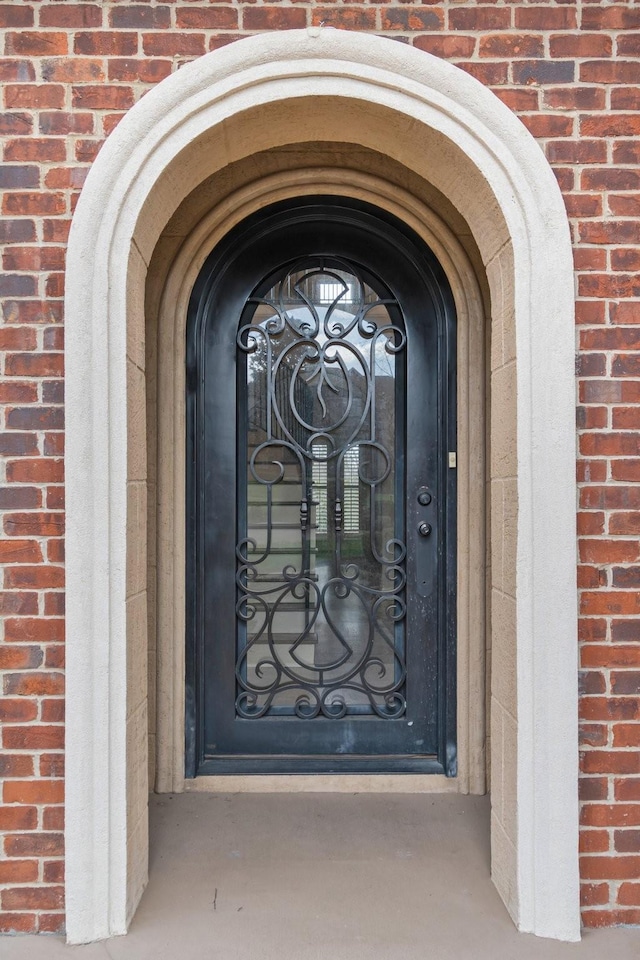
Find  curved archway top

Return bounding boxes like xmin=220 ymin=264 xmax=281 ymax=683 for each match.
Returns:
xmin=70 ymin=28 xmax=569 ymax=268
xmin=65 ymin=27 xmax=578 ymax=946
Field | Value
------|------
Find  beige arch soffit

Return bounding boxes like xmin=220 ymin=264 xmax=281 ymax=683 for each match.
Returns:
xmin=154 ymin=169 xmax=486 ymax=798
xmin=65 ymin=29 xmax=578 ymax=945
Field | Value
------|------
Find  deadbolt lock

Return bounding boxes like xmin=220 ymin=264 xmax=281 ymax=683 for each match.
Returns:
xmin=418 ymin=522 xmax=432 ymax=537
xmin=417 ymin=487 xmax=432 ymax=506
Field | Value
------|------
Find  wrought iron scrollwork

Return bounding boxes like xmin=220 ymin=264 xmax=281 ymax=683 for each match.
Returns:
xmin=236 ymin=259 xmax=407 ymax=719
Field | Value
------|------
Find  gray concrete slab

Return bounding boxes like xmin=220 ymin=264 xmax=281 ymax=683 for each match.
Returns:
xmin=2 ymin=792 xmax=639 ymax=959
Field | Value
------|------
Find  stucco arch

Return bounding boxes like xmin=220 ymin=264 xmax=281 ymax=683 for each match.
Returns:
xmin=65 ymin=29 xmax=578 ymax=944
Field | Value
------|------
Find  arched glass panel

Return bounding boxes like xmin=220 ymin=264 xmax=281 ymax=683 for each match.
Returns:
xmin=236 ymin=260 xmax=407 ymax=720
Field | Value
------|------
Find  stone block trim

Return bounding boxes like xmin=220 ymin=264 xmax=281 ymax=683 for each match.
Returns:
xmin=0 ymin=0 xmax=639 ymax=935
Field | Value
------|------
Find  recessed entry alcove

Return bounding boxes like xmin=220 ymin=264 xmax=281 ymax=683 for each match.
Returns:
xmin=64 ymin=30 xmax=578 ymax=944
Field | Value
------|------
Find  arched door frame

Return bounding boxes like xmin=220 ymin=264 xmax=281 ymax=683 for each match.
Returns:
xmin=65 ymin=30 xmax=578 ymax=944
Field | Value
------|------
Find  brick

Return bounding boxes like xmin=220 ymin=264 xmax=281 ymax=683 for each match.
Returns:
xmin=581 ymin=883 xmax=610 ymax=907
xmin=4 ymin=620 xmax=64 ymax=643
xmin=5 ymin=32 xmax=68 ymax=57
xmin=0 ymin=914 xmax=36 ymax=934
xmin=5 ymin=354 xmax=64 ymax=379
xmin=616 ymin=779 xmax=640 ymax=801
xmin=612 ymin=672 xmax=640 ymax=695
xmin=581 ymin=856 xmax=640 ymax=880
xmin=0 ymin=219 xmax=36 ymax=244
xmin=110 ymin=5 xmax=172 ymax=29
xmin=2 ymin=300 xmax=63 ymax=325
xmin=610 ymin=514 xmax=640 ymax=536
xmin=4 ymin=513 xmax=63 ymax=538
xmin=613 ymin=461 xmax=640 ymax=482
xmin=243 ymin=8 xmax=307 ymax=30
xmin=43 ymin=861 xmax=64 ymax=884
xmin=581 ymin=114 xmax=640 ymax=138
xmin=613 ymin=724 xmax=640 ymax=747
xmin=40 ymin=754 xmax=64 ymax=778
xmin=39 ymin=111 xmax=94 ymax=136
xmin=611 ymin=87 xmax=640 ymax=111
xmin=3 ymin=566 xmax=65 ymax=590
xmin=41 ymin=58 xmax=104 ymax=83
xmin=72 ymin=85 xmax=135 ymax=110
xmin=580 ymin=778 xmax=608 ymax=801
xmin=581 ymin=696 xmax=639 ymax=722
xmin=581 ymin=486 xmax=640 ymax=511
xmin=0 ymin=7 xmax=34 ymax=28
xmin=581 ymin=592 xmax=640 ymax=617
xmin=582 ymin=170 xmax=640 ymax=192
xmin=582 ymin=6 xmax=640 ymax=29
xmin=1 ymin=887 xmax=64 ymax=912
xmin=458 ymin=62 xmax=508 ymax=85
xmin=582 ymin=909 xmax=640 ymax=927
xmin=5 ymin=404 xmax=63 ymax=431
xmin=479 ymin=34 xmax=544 ymax=58
xmin=583 ymin=805 xmax=640 ymax=829
xmin=517 ymin=8 xmax=577 ymax=29
xmin=0 ymin=540 xmax=42 ymax=563
xmin=4 ymin=671 xmax=64 ymax=697
xmin=43 ymin=806 xmax=64 ymax=831
xmin=142 ymin=32 xmax=207 ymax=56
xmin=74 ymin=31 xmax=138 ymax=56
xmin=3 ymin=781 xmax=64 ymax=806
xmin=513 ymin=60 xmax=574 ymax=85
xmin=41 ymin=700 xmax=64 ymax=723
xmin=0 ymin=756 xmax=34 ymax=778
xmin=5 ymin=834 xmax=64 ymax=858
xmin=0 ymin=166 xmax=39 ymax=189
xmin=449 ymin=7 xmax=511 ymax=30
xmin=0 ymin=112 xmax=32 ymax=136
xmin=39 ymin=3 xmax=103 ymax=28
xmin=380 ymin=9 xmax=443 ymax=31
xmin=0 ymin=645 xmax=43 ymax=671
xmin=3 ymin=245 xmax=65 ymax=271
xmin=618 ymin=883 xmax=640 ymax=906
xmin=38 ymin=914 xmax=65 ymax=934
xmin=613 ymin=830 xmax=640 ymax=856
xmin=2 ymin=727 xmax=64 ymax=752
xmin=610 ymin=195 xmax=640 ymax=217
xmin=549 ymin=34 xmax=612 ymax=58
xmin=0 ymin=275 xmax=36 ymax=298
xmin=6 ymin=459 xmax=64 ymax=484
xmin=0 ymin=807 xmax=37 ymax=831
xmin=547 ymin=140 xmax=607 ymax=165
xmin=493 ymin=88 xmax=539 ymax=112
xmin=44 ymin=593 xmax=64 ymax=616
xmin=580 ymin=828 xmax=610 ymax=853
xmin=107 ymin=58 xmax=173 ymax=84
xmin=0 ymin=701 xmax=37 ymax=724
xmin=612 ymin=250 xmax=640 ymax=273
xmin=416 ymin=35 xmax=479 ymax=58
xmin=0 ymin=592 xmax=38 ymax=615
xmin=579 ymin=670 xmax=606 ymax=696
xmin=0 ymin=861 xmax=38 ymax=884
xmin=3 ymin=193 xmax=66 ymax=217
xmin=176 ymin=7 xmax=239 ymax=29
xmin=580 ymin=276 xmax=640 ymax=299
xmin=612 ymin=622 xmax=640 ymax=643
xmin=617 ymin=35 xmax=640 ymax=57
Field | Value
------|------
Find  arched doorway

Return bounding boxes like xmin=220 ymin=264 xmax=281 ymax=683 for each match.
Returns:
xmin=64 ymin=30 xmax=578 ymax=943
xmin=186 ymin=197 xmax=457 ymax=775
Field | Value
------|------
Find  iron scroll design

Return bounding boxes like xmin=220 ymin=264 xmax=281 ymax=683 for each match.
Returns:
xmin=235 ymin=260 xmax=407 ymax=720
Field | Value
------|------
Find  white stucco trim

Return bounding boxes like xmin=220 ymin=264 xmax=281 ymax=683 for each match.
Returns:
xmin=65 ymin=29 xmax=578 ymax=943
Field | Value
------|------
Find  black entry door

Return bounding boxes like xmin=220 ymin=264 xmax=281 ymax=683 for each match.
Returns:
xmin=186 ymin=198 xmax=457 ymax=776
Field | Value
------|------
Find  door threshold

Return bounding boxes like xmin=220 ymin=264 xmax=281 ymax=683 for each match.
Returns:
xmin=183 ymin=773 xmax=461 ymax=793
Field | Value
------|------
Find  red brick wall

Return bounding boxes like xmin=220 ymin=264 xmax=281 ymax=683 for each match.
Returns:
xmin=1 ymin=0 xmax=639 ymax=936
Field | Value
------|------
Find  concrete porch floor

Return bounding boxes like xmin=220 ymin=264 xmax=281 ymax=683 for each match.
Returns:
xmin=3 ymin=792 xmax=640 ymax=959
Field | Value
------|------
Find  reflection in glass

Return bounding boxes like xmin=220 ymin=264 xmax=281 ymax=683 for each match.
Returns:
xmin=236 ymin=261 xmax=406 ymax=719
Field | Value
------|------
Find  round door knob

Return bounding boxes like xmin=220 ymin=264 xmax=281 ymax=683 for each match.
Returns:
xmin=418 ymin=522 xmax=432 ymax=537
